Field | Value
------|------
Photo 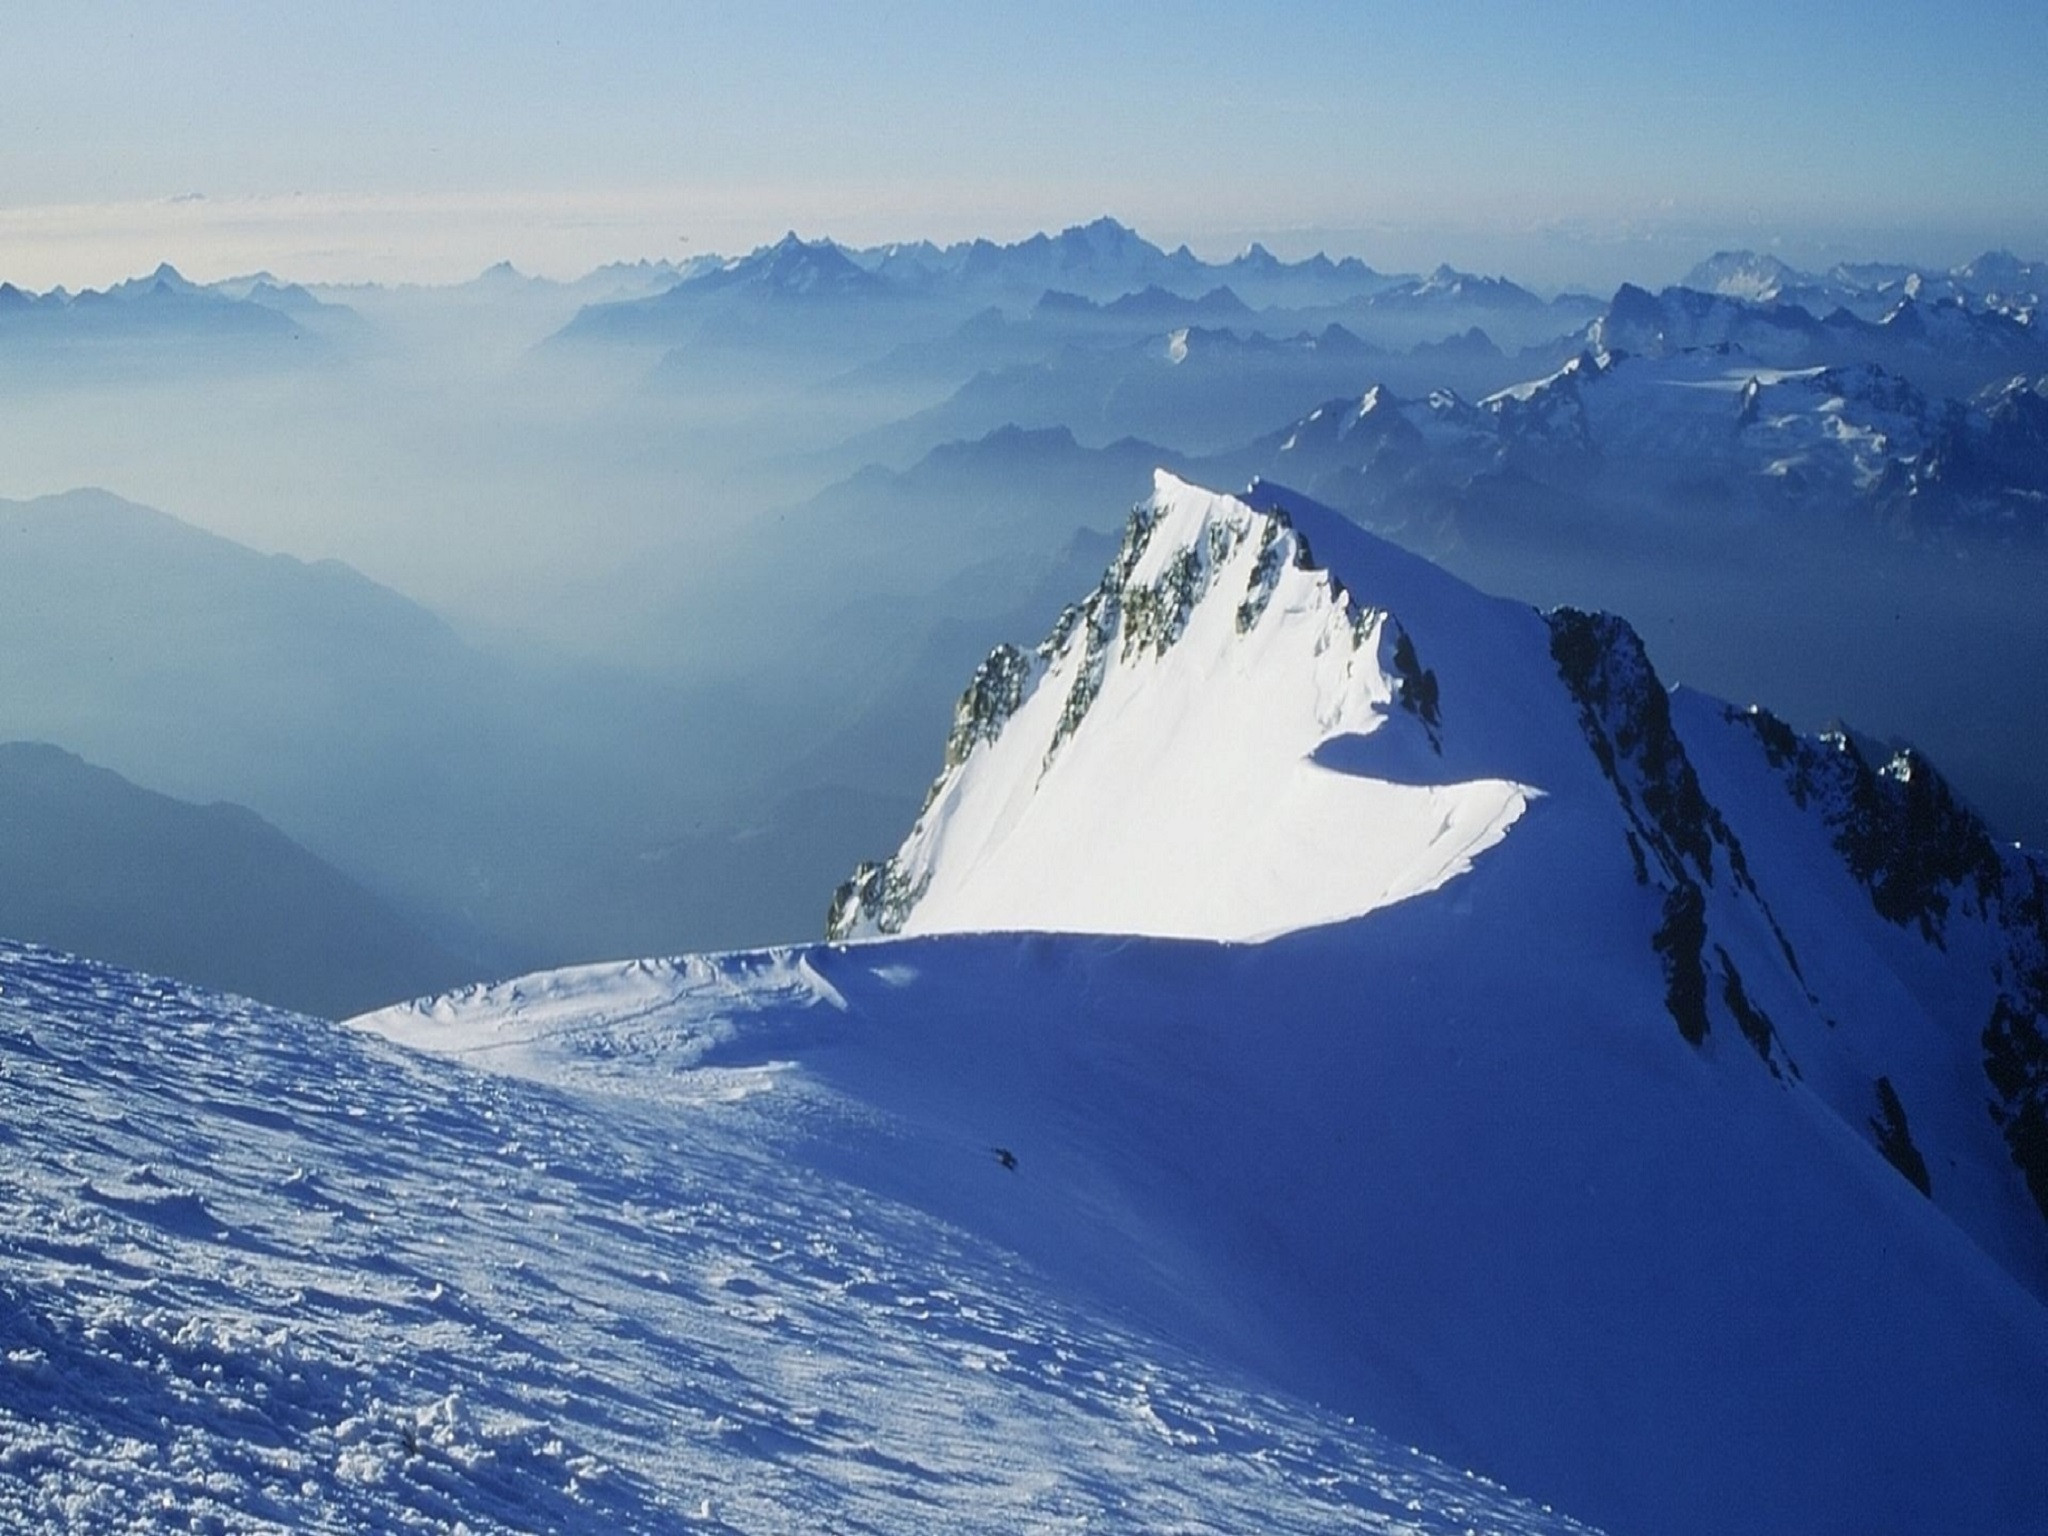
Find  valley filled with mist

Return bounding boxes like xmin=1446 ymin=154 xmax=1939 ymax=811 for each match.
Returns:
xmin=6 ymin=221 xmax=2045 ymax=1015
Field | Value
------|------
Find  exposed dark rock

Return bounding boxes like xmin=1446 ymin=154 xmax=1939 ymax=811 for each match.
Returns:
xmin=1731 ymin=707 xmax=2002 ymax=944
xmin=1551 ymin=608 xmax=1783 ymax=1048
xmin=1655 ymin=884 xmax=1710 ymax=1047
xmin=1391 ymin=627 xmax=1442 ymax=735
xmin=1983 ymin=861 xmax=2048 ymax=1222
xmin=825 ymin=859 xmax=930 ymax=941
xmin=1045 ymin=585 xmax=1120 ymax=768
xmin=1716 ymin=945 xmax=1788 ymax=1078
xmin=1236 ymin=516 xmax=1289 ymax=633
xmin=1833 ymin=741 xmax=2003 ymax=943
xmin=944 ymin=644 xmax=1035 ymax=772
xmin=1548 ymin=608 xmax=1726 ymax=886
xmin=1870 ymin=1075 xmax=1933 ymax=1196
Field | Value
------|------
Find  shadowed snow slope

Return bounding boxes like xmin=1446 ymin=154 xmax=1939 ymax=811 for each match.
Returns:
xmin=2 ymin=939 xmax=1596 ymax=1535
xmin=362 ymin=916 xmax=2048 ymax=1536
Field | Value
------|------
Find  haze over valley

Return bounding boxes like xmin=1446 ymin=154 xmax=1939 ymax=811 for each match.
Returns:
xmin=6 ymin=225 xmax=2047 ymax=997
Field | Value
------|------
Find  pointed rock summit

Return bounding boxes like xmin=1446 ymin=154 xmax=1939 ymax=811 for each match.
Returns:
xmin=833 ymin=469 xmax=2048 ymax=1299
xmin=830 ymin=471 xmax=1544 ymax=942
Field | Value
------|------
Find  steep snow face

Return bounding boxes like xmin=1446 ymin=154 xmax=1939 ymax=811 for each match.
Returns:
xmin=829 ymin=471 xmax=1543 ymax=941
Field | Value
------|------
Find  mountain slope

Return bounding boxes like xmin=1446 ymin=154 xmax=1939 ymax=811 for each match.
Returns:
xmin=797 ymin=471 xmax=2048 ymax=1532
xmin=368 ymin=924 xmax=2048 ymax=1536
xmin=0 ymin=742 xmax=471 ymax=1017
xmin=1 ymin=937 xmax=1598 ymax=1535
xmin=19 ymin=470 xmax=2048 ymax=1535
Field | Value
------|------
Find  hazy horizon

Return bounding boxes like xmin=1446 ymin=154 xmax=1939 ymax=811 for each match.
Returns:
xmin=7 ymin=200 xmax=2044 ymax=302
xmin=5 ymin=1 xmax=2045 ymax=294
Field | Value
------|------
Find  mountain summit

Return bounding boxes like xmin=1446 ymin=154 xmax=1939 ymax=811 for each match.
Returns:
xmin=833 ymin=470 xmax=2048 ymax=1287
xmin=829 ymin=472 xmax=1543 ymax=941
xmin=369 ymin=477 xmax=2048 ymax=1534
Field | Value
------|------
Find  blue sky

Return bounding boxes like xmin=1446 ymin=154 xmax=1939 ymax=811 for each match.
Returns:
xmin=3 ymin=1 xmax=2043 ymax=288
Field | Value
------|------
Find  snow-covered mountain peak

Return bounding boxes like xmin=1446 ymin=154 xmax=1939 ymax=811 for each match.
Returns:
xmin=827 ymin=471 xmax=1552 ymax=943
xmin=1683 ymin=249 xmax=1799 ymax=302
xmin=361 ymin=467 xmax=2048 ymax=1532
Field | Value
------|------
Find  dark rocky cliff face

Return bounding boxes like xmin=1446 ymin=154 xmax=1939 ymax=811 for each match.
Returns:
xmin=1549 ymin=609 xmax=1797 ymax=1076
xmin=1983 ymin=863 xmax=2048 ymax=1223
xmin=1732 ymin=703 xmax=2048 ymax=1219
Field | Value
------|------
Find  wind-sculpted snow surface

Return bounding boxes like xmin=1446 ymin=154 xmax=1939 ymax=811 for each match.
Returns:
xmin=830 ymin=472 xmax=1541 ymax=941
xmin=363 ymin=922 xmax=2048 ymax=1536
xmin=0 ymin=938 xmax=1602 ymax=1535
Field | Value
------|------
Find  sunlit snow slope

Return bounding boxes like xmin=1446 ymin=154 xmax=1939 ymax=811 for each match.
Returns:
xmin=829 ymin=472 xmax=1544 ymax=941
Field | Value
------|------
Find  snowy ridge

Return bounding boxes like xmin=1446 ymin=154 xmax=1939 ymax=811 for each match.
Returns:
xmin=828 ymin=471 xmax=1539 ymax=941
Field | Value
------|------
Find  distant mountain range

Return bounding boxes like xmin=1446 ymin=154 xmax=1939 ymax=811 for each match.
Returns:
xmin=1252 ymin=349 xmax=2048 ymax=545
xmin=552 ymin=218 xmax=1600 ymax=368
xmin=0 ymin=263 xmax=360 ymax=372
xmin=1588 ymin=280 xmax=2043 ymax=398
xmin=1682 ymin=246 xmax=2048 ymax=319
xmin=0 ymin=742 xmax=469 ymax=1016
